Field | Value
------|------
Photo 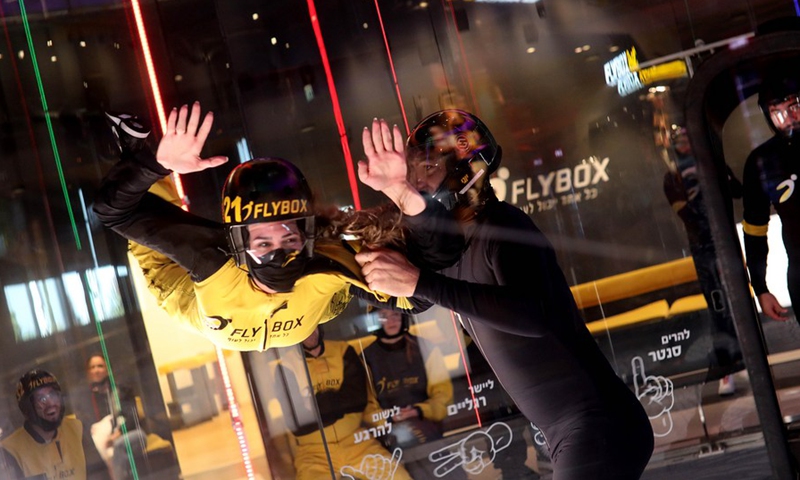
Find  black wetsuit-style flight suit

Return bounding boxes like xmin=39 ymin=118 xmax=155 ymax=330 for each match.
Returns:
xmin=405 ymin=197 xmax=654 ymax=480
xmin=743 ymin=136 xmax=800 ymax=317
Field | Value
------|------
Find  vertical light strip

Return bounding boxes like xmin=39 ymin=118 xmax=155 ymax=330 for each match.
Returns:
xmin=450 ymin=310 xmax=482 ymax=427
xmin=128 ymin=0 xmax=166 ymax=134
xmin=18 ymin=0 xmax=82 ymax=249
xmin=126 ymin=11 xmax=249 ymax=475
xmin=216 ymin=348 xmax=256 ymax=480
xmin=0 ymin=2 xmax=67 ymax=273
xmin=373 ymin=0 xmax=410 ymax=135
xmin=128 ymin=0 xmax=188 ymax=210
xmin=306 ymin=0 xmax=362 ymax=210
xmin=442 ymin=0 xmax=480 ymax=116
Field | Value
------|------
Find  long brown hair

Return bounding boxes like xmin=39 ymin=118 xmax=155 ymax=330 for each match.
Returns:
xmin=315 ymin=202 xmax=406 ymax=250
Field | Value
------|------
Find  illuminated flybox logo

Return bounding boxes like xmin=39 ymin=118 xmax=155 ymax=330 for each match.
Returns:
xmin=604 ymin=47 xmax=688 ymax=97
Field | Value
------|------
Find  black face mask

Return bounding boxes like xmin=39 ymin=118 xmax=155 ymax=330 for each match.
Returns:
xmin=247 ymin=248 xmax=309 ymax=293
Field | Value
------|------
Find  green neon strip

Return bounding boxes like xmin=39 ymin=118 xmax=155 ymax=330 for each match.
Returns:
xmin=18 ymin=0 xmax=82 ymax=250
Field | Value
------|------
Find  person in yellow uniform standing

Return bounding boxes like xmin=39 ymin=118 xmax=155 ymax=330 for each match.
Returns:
xmin=1 ymin=370 xmax=89 ymax=480
xmin=281 ymin=327 xmax=412 ymax=480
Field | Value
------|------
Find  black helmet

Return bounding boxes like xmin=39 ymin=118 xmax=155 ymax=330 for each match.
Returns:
xmin=407 ymin=110 xmax=501 ymax=212
xmin=222 ymin=158 xmax=316 ymax=292
xmin=758 ymin=63 xmax=800 ymax=138
xmin=222 ymin=158 xmax=315 ymax=260
xmin=16 ymin=369 xmax=65 ymax=431
xmin=374 ymin=309 xmax=409 ymax=340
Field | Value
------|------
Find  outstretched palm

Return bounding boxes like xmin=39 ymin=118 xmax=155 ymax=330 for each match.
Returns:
xmin=156 ymin=102 xmax=227 ymax=174
xmin=359 ymin=118 xmax=408 ymax=193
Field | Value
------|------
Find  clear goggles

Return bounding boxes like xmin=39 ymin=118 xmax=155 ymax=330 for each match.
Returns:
xmin=231 ymin=219 xmax=312 ymax=265
xmin=768 ymin=95 xmax=800 ymax=128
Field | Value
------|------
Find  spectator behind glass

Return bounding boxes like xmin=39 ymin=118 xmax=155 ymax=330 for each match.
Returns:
xmin=1 ymin=370 xmax=90 ymax=480
xmin=279 ymin=327 xmax=413 ymax=480
xmin=361 ymin=309 xmax=462 ymax=479
xmin=72 ymin=354 xmax=175 ymax=480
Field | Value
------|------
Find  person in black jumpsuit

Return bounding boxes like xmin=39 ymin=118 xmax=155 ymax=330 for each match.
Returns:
xmin=742 ymin=64 xmax=800 ymax=323
xmin=356 ymin=112 xmax=654 ymax=479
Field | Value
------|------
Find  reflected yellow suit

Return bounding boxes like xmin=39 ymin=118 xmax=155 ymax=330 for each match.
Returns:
xmin=1 ymin=416 xmax=87 ymax=480
xmin=290 ymin=340 xmax=412 ymax=480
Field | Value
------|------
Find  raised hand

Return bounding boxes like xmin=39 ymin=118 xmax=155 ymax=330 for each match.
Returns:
xmin=156 ymin=102 xmax=228 ymax=174
xmin=359 ymin=119 xmax=407 ymax=192
xmin=360 ymin=118 xmax=425 ymax=216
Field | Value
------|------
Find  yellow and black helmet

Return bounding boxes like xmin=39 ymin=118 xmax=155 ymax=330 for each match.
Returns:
xmin=221 ymin=158 xmax=315 ymax=267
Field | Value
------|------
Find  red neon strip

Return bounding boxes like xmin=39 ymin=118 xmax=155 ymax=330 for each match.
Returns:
xmin=129 ymin=0 xmax=167 ymax=134
xmin=216 ymin=348 xmax=256 ymax=480
xmin=450 ymin=310 xmax=482 ymax=427
xmin=127 ymin=8 xmax=246 ymax=473
xmin=306 ymin=0 xmax=362 ymax=210
xmin=129 ymin=0 xmax=188 ymax=210
xmin=443 ymin=0 xmax=480 ymax=116
xmin=373 ymin=0 xmax=410 ymax=135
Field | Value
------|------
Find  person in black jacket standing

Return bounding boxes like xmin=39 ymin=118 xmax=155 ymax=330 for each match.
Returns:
xmin=355 ymin=112 xmax=654 ymax=479
xmin=742 ymin=64 xmax=800 ymax=324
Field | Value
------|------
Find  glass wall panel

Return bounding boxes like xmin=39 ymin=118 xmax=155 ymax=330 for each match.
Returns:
xmin=2 ymin=0 xmax=799 ymax=479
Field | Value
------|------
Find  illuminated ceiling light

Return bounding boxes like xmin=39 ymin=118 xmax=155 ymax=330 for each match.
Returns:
xmin=83 ymin=81 xmax=88 ymax=88
xmin=17 ymin=50 xmax=24 ymax=59
xmin=574 ymin=47 xmax=582 ymax=54
xmin=648 ymin=85 xmax=669 ymax=93
xmin=609 ymin=45 xmax=619 ymax=52
xmin=420 ymin=1 xmax=429 ymax=7
xmin=0 ymin=53 xmax=3 ymax=59
xmin=46 ymin=39 xmax=53 ymax=47
xmin=582 ymin=44 xmax=591 ymax=51
xmin=113 ymin=42 xmax=120 ymax=49
xmin=526 ymin=47 xmax=536 ymax=53
xmin=174 ymin=74 xmax=183 ymax=82
xmin=79 ymin=40 xmax=86 ymax=47
xmin=252 ymin=13 xmax=259 ymax=20
xmin=50 ymin=55 xmax=57 ymax=62
xmin=285 ymin=43 xmax=290 ymax=49
xmin=362 ymin=22 xmax=368 ymax=29
xmin=270 ymin=37 xmax=277 ymax=45
xmin=225 ymin=62 xmax=230 ymax=68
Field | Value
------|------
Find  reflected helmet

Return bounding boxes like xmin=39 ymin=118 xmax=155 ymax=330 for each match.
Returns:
xmin=407 ymin=110 xmax=501 ymax=211
xmin=758 ymin=64 xmax=800 ymax=138
xmin=16 ymin=369 xmax=65 ymax=431
xmin=222 ymin=158 xmax=315 ymax=266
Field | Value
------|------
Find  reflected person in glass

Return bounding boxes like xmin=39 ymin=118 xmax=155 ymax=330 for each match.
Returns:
xmin=280 ymin=326 xmax=412 ymax=480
